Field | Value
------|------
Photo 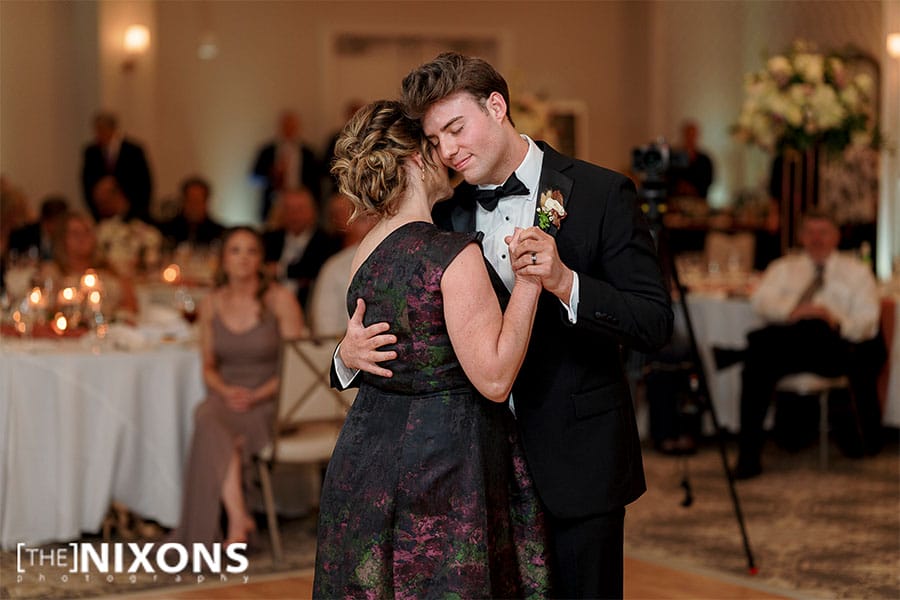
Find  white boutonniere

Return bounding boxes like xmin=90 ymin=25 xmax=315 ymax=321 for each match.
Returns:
xmin=536 ymin=189 xmax=567 ymax=231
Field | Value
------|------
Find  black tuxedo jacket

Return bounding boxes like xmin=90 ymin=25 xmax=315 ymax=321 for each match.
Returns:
xmin=263 ymin=227 xmax=341 ymax=310
xmin=160 ymin=216 xmax=226 ymax=248
xmin=7 ymin=223 xmax=47 ymax=259
xmin=252 ymin=142 xmax=322 ymax=219
xmin=441 ymin=142 xmax=671 ymax=518
xmin=82 ymin=138 xmax=153 ymax=222
xmin=332 ymin=142 xmax=672 ymax=519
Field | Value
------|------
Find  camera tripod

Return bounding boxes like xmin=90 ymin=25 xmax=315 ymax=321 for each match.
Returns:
xmin=639 ymin=182 xmax=758 ymax=575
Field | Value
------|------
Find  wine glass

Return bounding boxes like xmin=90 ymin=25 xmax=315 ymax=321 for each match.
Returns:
xmin=176 ymin=288 xmax=198 ymax=324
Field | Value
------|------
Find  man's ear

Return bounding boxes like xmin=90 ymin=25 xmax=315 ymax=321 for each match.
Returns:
xmin=485 ymin=91 xmax=508 ymax=123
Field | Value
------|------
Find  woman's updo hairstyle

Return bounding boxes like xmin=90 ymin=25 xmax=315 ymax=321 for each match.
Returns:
xmin=330 ymin=99 xmax=437 ymax=220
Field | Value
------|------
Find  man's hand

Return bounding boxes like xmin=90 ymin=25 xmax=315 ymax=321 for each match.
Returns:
xmin=339 ymin=298 xmax=397 ymax=378
xmin=506 ymin=226 xmax=574 ymax=303
xmin=789 ymin=302 xmax=838 ymax=329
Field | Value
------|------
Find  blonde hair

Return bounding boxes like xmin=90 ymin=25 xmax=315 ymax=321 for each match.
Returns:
xmin=330 ymin=100 xmax=435 ymax=220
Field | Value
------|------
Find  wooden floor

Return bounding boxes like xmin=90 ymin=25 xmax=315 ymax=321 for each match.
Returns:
xmin=156 ymin=556 xmax=789 ymax=599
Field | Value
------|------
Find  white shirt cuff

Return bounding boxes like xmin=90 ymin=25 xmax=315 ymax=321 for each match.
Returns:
xmin=560 ymin=272 xmax=579 ymax=324
xmin=333 ymin=343 xmax=360 ymax=388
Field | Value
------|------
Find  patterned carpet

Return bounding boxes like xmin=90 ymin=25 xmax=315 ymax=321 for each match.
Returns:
xmin=3 ymin=437 xmax=898 ymax=599
xmin=626 ymin=434 xmax=900 ymax=599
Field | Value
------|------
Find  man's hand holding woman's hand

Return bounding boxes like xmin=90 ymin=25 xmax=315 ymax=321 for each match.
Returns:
xmin=506 ymin=226 xmax=574 ymax=302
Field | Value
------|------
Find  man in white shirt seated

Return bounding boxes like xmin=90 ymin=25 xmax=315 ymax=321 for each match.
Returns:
xmin=733 ymin=209 xmax=883 ymax=479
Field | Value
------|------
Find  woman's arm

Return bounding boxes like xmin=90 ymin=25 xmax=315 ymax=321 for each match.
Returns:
xmin=242 ymin=284 xmax=308 ymax=404
xmin=198 ymin=293 xmax=235 ymax=398
xmin=442 ymin=237 xmax=541 ymax=402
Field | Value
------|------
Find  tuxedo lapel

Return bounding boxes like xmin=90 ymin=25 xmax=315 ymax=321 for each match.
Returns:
xmin=448 ymin=183 xmax=477 ymax=234
xmin=533 ymin=142 xmax=575 ymax=239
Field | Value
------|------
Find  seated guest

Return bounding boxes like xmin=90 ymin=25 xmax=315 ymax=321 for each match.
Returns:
xmin=160 ymin=176 xmax=225 ymax=250
xmin=308 ymin=194 xmax=377 ymax=338
xmin=263 ymin=187 xmax=340 ymax=311
xmin=322 ymin=191 xmax=355 ymax=244
xmin=730 ymin=209 xmax=882 ymax=479
xmin=93 ymin=176 xmax=163 ymax=278
xmin=169 ymin=226 xmax=306 ymax=547
xmin=41 ymin=211 xmax=138 ymax=320
xmin=7 ymin=195 xmax=68 ymax=261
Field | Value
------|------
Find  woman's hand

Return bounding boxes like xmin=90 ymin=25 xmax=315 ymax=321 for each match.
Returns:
xmin=507 ymin=227 xmax=542 ymax=289
xmin=222 ymin=386 xmax=256 ymax=412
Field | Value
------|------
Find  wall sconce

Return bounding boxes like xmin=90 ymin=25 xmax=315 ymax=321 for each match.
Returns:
xmin=888 ymin=33 xmax=900 ymax=59
xmin=122 ymin=24 xmax=150 ymax=72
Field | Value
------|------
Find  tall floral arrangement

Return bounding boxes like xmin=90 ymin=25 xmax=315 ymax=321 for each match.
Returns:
xmin=732 ymin=41 xmax=877 ymax=155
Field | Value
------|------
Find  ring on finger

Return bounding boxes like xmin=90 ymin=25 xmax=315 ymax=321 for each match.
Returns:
xmin=531 ymin=252 xmax=538 ymax=265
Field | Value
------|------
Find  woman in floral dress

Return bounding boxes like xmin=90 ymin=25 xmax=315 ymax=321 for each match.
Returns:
xmin=313 ymin=100 xmax=550 ymax=598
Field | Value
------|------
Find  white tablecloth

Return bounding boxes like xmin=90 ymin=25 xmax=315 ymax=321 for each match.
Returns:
xmin=683 ymin=292 xmax=900 ymax=432
xmin=0 ymin=338 xmax=204 ymax=549
xmin=683 ymin=293 xmax=764 ymax=432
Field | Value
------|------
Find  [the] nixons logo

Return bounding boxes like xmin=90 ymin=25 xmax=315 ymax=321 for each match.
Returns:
xmin=16 ymin=542 xmax=250 ymax=585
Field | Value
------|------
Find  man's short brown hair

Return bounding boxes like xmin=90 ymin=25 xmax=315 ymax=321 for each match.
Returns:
xmin=401 ymin=52 xmax=514 ymax=126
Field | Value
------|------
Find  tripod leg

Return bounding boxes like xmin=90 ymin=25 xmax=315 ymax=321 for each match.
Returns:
xmin=655 ymin=221 xmax=758 ymax=574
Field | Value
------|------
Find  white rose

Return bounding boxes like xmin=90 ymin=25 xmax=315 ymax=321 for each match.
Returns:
xmin=543 ymin=197 xmax=565 ymax=215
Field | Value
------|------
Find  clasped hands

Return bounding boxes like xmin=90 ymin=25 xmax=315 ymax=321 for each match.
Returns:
xmin=505 ymin=226 xmax=573 ymax=302
xmin=789 ymin=302 xmax=838 ymax=330
xmin=338 ymin=227 xmax=573 ymax=378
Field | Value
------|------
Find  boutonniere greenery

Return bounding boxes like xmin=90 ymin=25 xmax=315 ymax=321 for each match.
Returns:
xmin=536 ymin=189 xmax=567 ymax=231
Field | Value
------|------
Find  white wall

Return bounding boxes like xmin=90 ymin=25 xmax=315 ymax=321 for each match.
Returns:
xmin=0 ymin=0 xmax=889 ymax=235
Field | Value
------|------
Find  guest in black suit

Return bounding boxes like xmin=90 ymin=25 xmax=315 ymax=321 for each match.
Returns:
xmin=263 ymin=187 xmax=340 ymax=311
xmin=335 ymin=53 xmax=672 ymax=598
xmin=81 ymin=111 xmax=153 ymax=223
xmin=160 ymin=176 xmax=225 ymax=250
xmin=7 ymin=195 xmax=68 ymax=260
xmin=252 ymin=110 xmax=322 ymax=221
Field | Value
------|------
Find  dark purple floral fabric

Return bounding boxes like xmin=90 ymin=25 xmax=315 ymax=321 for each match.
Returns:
xmin=314 ymin=222 xmax=550 ymax=598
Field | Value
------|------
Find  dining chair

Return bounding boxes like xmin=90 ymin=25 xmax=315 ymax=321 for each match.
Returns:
xmin=774 ymin=373 xmax=858 ymax=470
xmin=254 ymin=337 xmax=355 ymax=562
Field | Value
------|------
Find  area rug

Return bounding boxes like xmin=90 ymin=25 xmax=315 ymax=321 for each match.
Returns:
xmin=625 ymin=436 xmax=900 ymax=599
xmin=4 ymin=439 xmax=897 ymax=599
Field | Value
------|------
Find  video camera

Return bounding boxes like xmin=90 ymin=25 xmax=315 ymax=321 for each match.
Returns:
xmin=631 ymin=138 xmax=689 ymax=182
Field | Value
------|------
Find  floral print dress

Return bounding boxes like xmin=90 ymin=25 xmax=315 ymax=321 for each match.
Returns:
xmin=313 ymin=221 xmax=549 ymax=599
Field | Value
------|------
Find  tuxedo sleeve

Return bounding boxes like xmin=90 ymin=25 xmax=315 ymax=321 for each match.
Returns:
xmin=570 ymin=175 xmax=673 ymax=353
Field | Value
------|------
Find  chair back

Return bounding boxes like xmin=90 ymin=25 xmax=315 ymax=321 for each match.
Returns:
xmin=268 ymin=338 xmax=355 ymax=460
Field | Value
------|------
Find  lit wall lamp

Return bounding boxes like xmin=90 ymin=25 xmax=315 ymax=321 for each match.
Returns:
xmin=122 ymin=24 xmax=150 ymax=72
xmin=888 ymin=33 xmax=900 ymax=59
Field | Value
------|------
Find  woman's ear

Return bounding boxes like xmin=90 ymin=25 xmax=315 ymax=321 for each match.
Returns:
xmin=410 ymin=152 xmax=425 ymax=170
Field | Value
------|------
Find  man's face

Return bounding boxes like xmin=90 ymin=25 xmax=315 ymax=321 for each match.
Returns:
xmin=422 ymin=91 xmax=509 ymax=186
xmin=282 ymin=191 xmax=316 ymax=234
xmin=182 ymin=184 xmax=208 ymax=224
xmin=799 ymin=217 xmax=840 ymax=264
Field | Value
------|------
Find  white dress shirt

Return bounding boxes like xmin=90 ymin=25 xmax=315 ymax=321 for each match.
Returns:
xmin=277 ymin=139 xmax=300 ymax=190
xmin=334 ymin=135 xmax=579 ymax=387
xmin=476 ymin=136 xmax=578 ymax=322
xmin=277 ymin=229 xmax=313 ymax=295
xmin=750 ymin=250 xmax=880 ymax=343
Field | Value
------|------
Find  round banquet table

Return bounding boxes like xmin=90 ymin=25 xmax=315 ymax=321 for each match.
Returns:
xmin=0 ymin=336 xmax=204 ymax=549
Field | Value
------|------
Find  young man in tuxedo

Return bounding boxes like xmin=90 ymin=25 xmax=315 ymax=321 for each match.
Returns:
xmin=335 ymin=53 xmax=672 ymax=598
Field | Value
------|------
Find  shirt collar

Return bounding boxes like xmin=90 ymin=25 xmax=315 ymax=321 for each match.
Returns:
xmin=476 ymin=135 xmax=543 ymax=194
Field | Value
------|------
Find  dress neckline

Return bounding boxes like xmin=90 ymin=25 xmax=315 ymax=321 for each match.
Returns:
xmin=348 ymin=221 xmax=433 ymax=290
xmin=213 ymin=309 xmax=272 ymax=336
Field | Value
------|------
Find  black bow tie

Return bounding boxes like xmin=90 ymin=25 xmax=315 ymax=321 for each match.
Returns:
xmin=472 ymin=173 xmax=530 ymax=211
